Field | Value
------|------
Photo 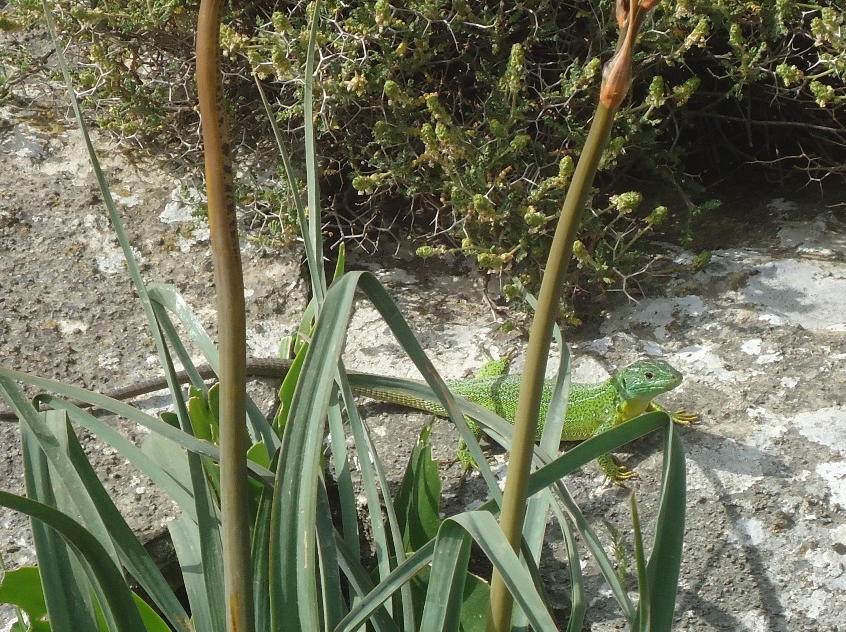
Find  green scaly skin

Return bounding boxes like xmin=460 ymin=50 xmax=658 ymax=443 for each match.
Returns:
xmin=354 ymin=358 xmax=697 ymax=481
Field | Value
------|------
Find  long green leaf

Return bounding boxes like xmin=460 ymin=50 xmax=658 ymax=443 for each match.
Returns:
xmin=133 ymin=592 xmax=174 ymax=632
xmin=334 ymin=539 xmax=433 ymax=632
xmin=337 ymin=368 xmax=416 ymax=629
xmin=419 ymin=523 xmax=471 ymax=631
xmin=303 ymin=0 xmax=327 ymax=303
xmin=251 ymin=458 xmax=275 ymax=632
xmin=552 ymin=503 xmax=586 ymax=632
xmin=0 ymin=366 xmax=274 ymax=485
xmin=552 ymin=479 xmax=634 ymax=620
xmin=316 ymin=477 xmax=347 ymax=631
xmin=169 ymin=392 xmax=226 ymax=632
xmin=21 ymin=420 xmax=97 ymax=631
xmin=274 ymin=339 xmax=309 ymax=432
xmin=642 ymin=422 xmax=686 ymax=630
xmin=325 ymin=381 xmax=360 ymax=555
xmin=0 ymin=381 xmax=120 ymax=566
xmin=269 ymin=274 xmax=352 ymax=631
xmin=40 ymin=0 xmax=197 ymax=462
xmin=10 ymin=392 xmax=192 ymax=631
xmin=362 ymin=278 xmax=503 ymax=501
xmin=34 ymin=397 xmax=197 ymax=519
xmin=332 ymin=540 xmax=401 ymax=632
xmin=631 ymin=493 xmax=650 ymax=632
xmin=169 ymin=515 xmax=218 ymax=632
xmin=147 ymin=284 xmax=278 ymax=449
xmin=425 ymin=513 xmax=558 ymax=632
xmin=0 ymin=491 xmax=147 ymax=632
xmin=47 ymin=415 xmax=193 ymax=631
xmin=271 ymin=269 xmax=484 ymax=629
xmin=253 ymin=78 xmax=314 ymax=293
xmin=2 ymin=365 xmax=226 ymax=632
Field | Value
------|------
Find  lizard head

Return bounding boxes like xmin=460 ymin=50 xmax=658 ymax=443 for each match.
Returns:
xmin=613 ymin=359 xmax=683 ymax=401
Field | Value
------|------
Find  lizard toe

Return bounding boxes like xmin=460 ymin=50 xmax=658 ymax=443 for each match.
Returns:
xmin=671 ymin=409 xmax=699 ymax=425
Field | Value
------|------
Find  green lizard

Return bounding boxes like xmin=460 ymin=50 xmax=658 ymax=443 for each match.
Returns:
xmin=0 ymin=357 xmax=694 ymax=480
xmin=354 ymin=357 xmax=697 ymax=481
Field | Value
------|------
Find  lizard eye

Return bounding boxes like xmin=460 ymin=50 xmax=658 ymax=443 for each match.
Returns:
xmin=644 ymin=372 xmax=654 ymax=379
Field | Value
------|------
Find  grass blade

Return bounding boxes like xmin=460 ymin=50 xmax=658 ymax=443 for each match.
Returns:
xmin=316 ymin=477 xmax=347 ymax=631
xmin=148 ymin=284 xmax=278 ymax=449
xmin=352 ymin=274 xmax=504 ymax=502
xmin=419 ymin=523 xmax=471 ymax=631
xmin=429 ymin=513 xmax=558 ymax=632
xmin=39 ymin=0 xmax=199 ymax=453
xmin=10 ymin=387 xmax=192 ymax=631
xmin=44 ymin=414 xmax=193 ymax=631
xmin=334 ymin=541 xmax=435 ymax=632
xmin=337 ymin=369 xmax=416 ymax=629
xmin=269 ymin=280 xmax=353 ymax=630
xmin=332 ymin=535 xmax=402 ymax=632
xmin=0 ymin=491 xmax=147 ymax=632
xmin=169 ymin=515 xmax=218 ymax=632
xmin=20 ymin=419 xmax=97 ymax=630
xmin=551 ymin=502 xmax=586 ymax=632
xmin=631 ymin=492 xmax=650 ymax=632
xmin=270 ymin=269 xmax=492 ymax=629
xmin=251 ymin=464 xmax=274 ymax=632
xmin=0 ymin=380 xmax=120 ymax=565
xmin=303 ymin=0 xmax=327 ymax=303
xmin=642 ymin=422 xmax=686 ymax=630
xmin=35 ymin=398 xmax=197 ymax=518
xmin=325 ymin=385 xmax=359 ymax=555
xmin=0 ymin=366 xmax=274 ymax=485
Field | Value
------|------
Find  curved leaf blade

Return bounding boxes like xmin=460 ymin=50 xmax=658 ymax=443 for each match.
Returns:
xmin=0 ymin=492 xmax=147 ymax=632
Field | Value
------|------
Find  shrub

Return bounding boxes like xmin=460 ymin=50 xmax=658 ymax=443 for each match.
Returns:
xmin=4 ymin=0 xmax=844 ymax=304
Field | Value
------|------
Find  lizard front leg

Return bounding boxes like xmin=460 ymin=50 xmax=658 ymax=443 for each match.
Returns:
xmin=472 ymin=354 xmax=513 ymax=379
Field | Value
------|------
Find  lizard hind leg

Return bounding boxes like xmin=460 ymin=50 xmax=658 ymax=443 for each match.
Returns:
xmin=597 ymin=453 xmax=638 ymax=484
xmin=455 ymin=415 xmax=486 ymax=472
xmin=590 ymin=418 xmax=638 ymax=483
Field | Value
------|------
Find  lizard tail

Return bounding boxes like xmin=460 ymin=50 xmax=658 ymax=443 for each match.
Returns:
xmin=351 ymin=386 xmax=448 ymax=417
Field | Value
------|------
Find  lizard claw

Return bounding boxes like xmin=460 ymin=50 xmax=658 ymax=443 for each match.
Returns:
xmin=671 ymin=409 xmax=699 ymax=425
xmin=603 ymin=474 xmax=637 ymax=487
xmin=610 ymin=466 xmax=639 ymax=483
xmin=601 ymin=460 xmax=639 ymax=484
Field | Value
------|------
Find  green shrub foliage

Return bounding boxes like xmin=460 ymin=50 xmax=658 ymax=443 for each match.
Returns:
xmin=7 ymin=0 xmax=844 ymax=303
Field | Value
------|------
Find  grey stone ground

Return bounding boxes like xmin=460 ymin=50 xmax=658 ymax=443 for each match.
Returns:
xmin=1 ymin=84 xmax=845 ymax=632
